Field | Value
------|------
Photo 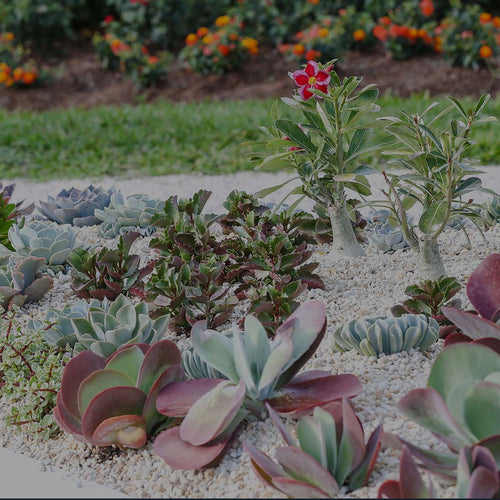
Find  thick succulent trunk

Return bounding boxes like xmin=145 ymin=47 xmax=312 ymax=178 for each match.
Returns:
xmin=327 ymin=204 xmax=366 ymax=258
xmin=417 ymin=237 xmax=446 ymax=280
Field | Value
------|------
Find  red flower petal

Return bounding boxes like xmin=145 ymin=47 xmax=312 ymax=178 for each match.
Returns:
xmin=292 ymin=70 xmax=309 ymax=86
xmin=299 ymin=85 xmax=313 ymax=100
xmin=314 ymin=84 xmax=328 ymax=94
xmin=304 ymin=61 xmax=318 ymax=77
xmin=315 ymin=71 xmax=330 ymax=84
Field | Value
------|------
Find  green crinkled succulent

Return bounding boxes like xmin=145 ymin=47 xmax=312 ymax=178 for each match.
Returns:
xmin=37 ymin=294 xmax=169 ymax=357
xmin=4 ymin=220 xmax=77 ymax=270
xmin=94 ymin=192 xmax=164 ymax=238
xmin=332 ymin=314 xmax=439 ymax=356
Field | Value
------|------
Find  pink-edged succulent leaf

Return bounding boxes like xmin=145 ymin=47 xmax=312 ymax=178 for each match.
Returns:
xmin=275 ymin=301 xmax=327 ymax=388
xmin=142 ymin=364 xmax=184 ymax=432
xmin=399 ymin=446 xmax=433 ymax=498
xmin=272 ymin=477 xmax=333 ymax=499
xmin=137 ymin=339 xmax=182 ymax=395
xmin=53 ymin=391 xmax=83 ymax=436
xmin=349 ymin=424 xmax=384 ymax=490
xmin=336 ymin=397 xmax=366 ymax=485
xmin=81 ymin=386 xmax=146 ymax=443
xmin=397 ymin=387 xmax=474 ymax=451
xmin=378 ymin=480 xmax=402 ymax=498
xmin=268 ymin=373 xmax=362 ymax=417
xmin=179 ymin=380 xmax=246 ymax=446
xmin=457 ymin=445 xmax=500 ymax=499
xmin=466 ymin=254 xmax=500 ymax=321
xmin=77 ymin=369 xmax=136 ymax=416
xmin=107 ymin=343 xmax=150 ymax=361
xmin=442 ymin=307 xmax=500 ymax=340
xmin=91 ymin=414 xmax=147 ymax=448
xmin=275 ymin=446 xmax=339 ymax=497
xmin=265 ymin=403 xmax=297 ymax=446
xmin=156 ymin=378 xmax=226 ymax=417
xmin=243 ymin=442 xmax=288 ymax=488
xmin=153 ymin=425 xmax=230 ymax=470
xmin=477 ymin=435 xmax=500 ymax=466
xmin=104 ymin=344 xmax=145 ymax=381
xmin=60 ymin=350 xmax=106 ymax=419
xmin=257 ymin=333 xmax=293 ymax=396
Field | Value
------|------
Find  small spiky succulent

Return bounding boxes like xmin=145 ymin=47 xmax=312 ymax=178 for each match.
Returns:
xmin=95 ymin=192 xmax=164 ymax=238
xmin=0 ymin=182 xmax=34 ymax=251
xmin=67 ymin=231 xmax=154 ymax=300
xmin=38 ymin=185 xmax=115 ymax=227
xmin=6 ymin=220 xmax=77 ymax=270
xmin=245 ymin=400 xmax=383 ymax=497
xmin=332 ymin=314 xmax=439 ymax=356
xmin=366 ymin=209 xmax=409 ymax=253
xmin=0 ymin=257 xmax=53 ymax=311
xmin=54 ymin=340 xmax=184 ymax=448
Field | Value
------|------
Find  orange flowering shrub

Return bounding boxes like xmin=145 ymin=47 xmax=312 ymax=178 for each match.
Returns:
xmin=278 ymin=7 xmax=375 ymax=63
xmin=0 ymin=32 xmax=43 ymax=89
xmin=439 ymin=1 xmax=500 ymax=69
xmin=372 ymin=0 xmax=437 ymax=59
xmin=92 ymin=23 xmax=170 ymax=88
xmin=180 ymin=16 xmax=259 ymax=74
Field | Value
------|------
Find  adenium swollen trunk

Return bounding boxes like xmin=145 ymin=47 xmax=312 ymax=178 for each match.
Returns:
xmin=417 ymin=236 xmax=446 ymax=280
xmin=327 ymin=203 xmax=365 ymax=258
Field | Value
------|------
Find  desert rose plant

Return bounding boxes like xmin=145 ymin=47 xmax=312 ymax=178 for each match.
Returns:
xmin=153 ymin=301 xmax=362 ymax=470
xmin=253 ymin=60 xmax=384 ymax=259
xmin=376 ymin=94 xmax=497 ymax=278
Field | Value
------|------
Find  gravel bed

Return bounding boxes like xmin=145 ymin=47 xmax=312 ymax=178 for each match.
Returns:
xmin=1 ymin=170 xmax=499 ymax=498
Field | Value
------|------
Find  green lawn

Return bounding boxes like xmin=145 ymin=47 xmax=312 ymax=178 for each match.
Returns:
xmin=1 ymin=93 xmax=499 ymax=180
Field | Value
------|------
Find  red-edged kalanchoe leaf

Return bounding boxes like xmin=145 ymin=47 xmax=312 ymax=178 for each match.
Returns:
xmin=466 ymin=253 xmax=500 ymax=322
xmin=443 ymin=307 xmax=500 ymax=340
xmin=378 ymin=446 xmax=434 ymax=498
xmin=444 ymin=332 xmax=500 ymax=355
xmin=54 ymin=340 xmax=183 ymax=448
xmin=244 ymin=400 xmax=381 ymax=498
xmin=457 ymin=445 xmax=500 ymax=499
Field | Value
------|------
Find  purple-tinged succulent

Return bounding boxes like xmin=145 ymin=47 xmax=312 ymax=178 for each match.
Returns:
xmin=53 ymin=340 xmax=184 ymax=448
xmin=153 ymin=301 xmax=362 ymax=470
xmin=38 ymin=185 xmax=115 ymax=227
xmin=456 ymin=445 xmax=500 ymax=499
xmin=377 ymin=446 xmax=434 ymax=499
xmin=394 ymin=343 xmax=500 ymax=475
xmin=443 ymin=253 xmax=500 ymax=351
xmin=245 ymin=400 xmax=382 ymax=498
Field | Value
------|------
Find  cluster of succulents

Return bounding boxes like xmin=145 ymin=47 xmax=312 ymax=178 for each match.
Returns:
xmin=38 ymin=185 xmax=115 ymax=227
xmin=153 ymin=302 xmax=362 ymax=469
xmin=67 ymin=231 xmax=154 ymax=300
xmin=0 ymin=256 xmax=53 ymax=311
xmin=5 ymin=220 xmax=77 ymax=270
xmin=33 ymin=294 xmax=168 ymax=357
xmin=332 ymin=314 xmax=440 ymax=356
xmin=95 ymin=192 xmax=164 ymax=238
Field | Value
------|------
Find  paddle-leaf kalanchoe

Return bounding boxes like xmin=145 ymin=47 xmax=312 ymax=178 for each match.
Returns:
xmin=245 ymin=400 xmax=383 ymax=498
xmin=153 ymin=301 xmax=362 ymax=470
xmin=333 ymin=314 xmax=439 ymax=356
xmin=95 ymin=192 xmax=164 ymax=238
xmin=53 ymin=340 xmax=184 ymax=448
xmin=38 ymin=185 xmax=115 ymax=227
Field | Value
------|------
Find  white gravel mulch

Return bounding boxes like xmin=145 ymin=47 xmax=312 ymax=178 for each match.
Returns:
xmin=1 ymin=169 xmax=499 ymax=498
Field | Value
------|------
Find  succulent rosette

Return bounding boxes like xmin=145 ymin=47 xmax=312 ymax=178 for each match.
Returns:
xmin=54 ymin=340 xmax=184 ymax=448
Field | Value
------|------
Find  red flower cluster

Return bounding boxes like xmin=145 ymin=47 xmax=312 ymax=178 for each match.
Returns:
xmin=292 ymin=61 xmax=331 ymax=100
